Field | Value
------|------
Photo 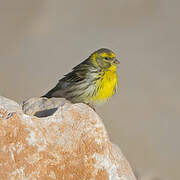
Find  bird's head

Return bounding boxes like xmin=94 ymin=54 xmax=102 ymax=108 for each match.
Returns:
xmin=90 ymin=48 xmax=120 ymax=69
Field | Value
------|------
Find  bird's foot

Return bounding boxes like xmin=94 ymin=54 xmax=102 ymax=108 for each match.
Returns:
xmin=84 ymin=103 xmax=96 ymax=112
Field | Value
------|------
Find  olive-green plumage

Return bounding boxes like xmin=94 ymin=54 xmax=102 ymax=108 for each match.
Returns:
xmin=43 ymin=48 xmax=120 ymax=106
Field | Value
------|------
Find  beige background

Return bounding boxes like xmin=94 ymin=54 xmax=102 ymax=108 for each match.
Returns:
xmin=0 ymin=0 xmax=180 ymax=179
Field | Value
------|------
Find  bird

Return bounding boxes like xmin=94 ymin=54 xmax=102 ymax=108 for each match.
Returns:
xmin=42 ymin=48 xmax=120 ymax=109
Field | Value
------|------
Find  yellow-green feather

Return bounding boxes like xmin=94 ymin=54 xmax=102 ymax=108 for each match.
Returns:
xmin=43 ymin=48 xmax=119 ymax=106
xmin=91 ymin=64 xmax=118 ymax=104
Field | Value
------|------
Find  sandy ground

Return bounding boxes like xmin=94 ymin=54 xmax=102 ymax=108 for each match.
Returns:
xmin=0 ymin=0 xmax=180 ymax=179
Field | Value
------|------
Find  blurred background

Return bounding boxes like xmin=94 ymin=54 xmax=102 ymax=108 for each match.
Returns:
xmin=0 ymin=0 xmax=179 ymax=179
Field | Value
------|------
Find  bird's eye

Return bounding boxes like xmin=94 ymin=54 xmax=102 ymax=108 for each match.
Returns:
xmin=104 ymin=57 xmax=108 ymax=60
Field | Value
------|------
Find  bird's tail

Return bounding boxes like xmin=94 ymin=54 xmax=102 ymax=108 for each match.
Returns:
xmin=41 ymin=90 xmax=53 ymax=98
xmin=41 ymin=86 xmax=60 ymax=98
xmin=41 ymin=91 xmax=52 ymax=98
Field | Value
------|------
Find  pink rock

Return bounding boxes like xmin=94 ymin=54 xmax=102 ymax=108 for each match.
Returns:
xmin=0 ymin=96 xmax=136 ymax=179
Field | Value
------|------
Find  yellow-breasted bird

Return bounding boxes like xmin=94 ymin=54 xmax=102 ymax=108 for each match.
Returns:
xmin=42 ymin=48 xmax=120 ymax=107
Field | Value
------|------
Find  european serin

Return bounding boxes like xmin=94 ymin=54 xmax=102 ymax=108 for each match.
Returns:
xmin=43 ymin=48 xmax=120 ymax=107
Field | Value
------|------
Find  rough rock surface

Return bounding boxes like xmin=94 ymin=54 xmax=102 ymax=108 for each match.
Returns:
xmin=0 ymin=96 xmax=136 ymax=180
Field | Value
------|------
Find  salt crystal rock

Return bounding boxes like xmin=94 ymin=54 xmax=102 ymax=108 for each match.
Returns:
xmin=0 ymin=96 xmax=136 ymax=180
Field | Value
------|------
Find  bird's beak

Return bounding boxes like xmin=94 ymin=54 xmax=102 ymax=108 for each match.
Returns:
xmin=113 ymin=59 xmax=120 ymax=64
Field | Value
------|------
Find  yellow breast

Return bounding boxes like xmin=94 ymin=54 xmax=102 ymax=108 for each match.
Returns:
xmin=91 ymin=65 xmax=118 ymax=104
